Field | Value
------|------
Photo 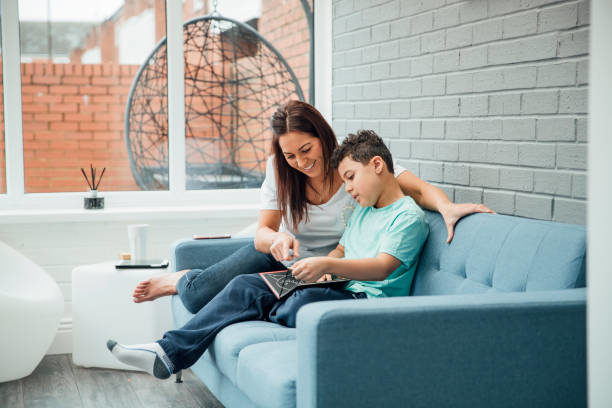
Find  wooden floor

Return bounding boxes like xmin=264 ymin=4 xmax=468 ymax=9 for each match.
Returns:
xmin=0 ymin=354 xmax=224 ymax=408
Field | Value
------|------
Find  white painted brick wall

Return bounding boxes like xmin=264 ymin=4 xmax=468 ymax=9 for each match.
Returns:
xmin=332 ymin=0 xmax=588 ymax=224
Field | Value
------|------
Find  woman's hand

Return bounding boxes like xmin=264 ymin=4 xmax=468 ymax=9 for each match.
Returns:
xmin=440 ymin=202 xmax=494 ymax=243
xmin=269 ymin=232 xmax=300 ymax=262
xmin=291 ymin=257 xmax=329 ymax=283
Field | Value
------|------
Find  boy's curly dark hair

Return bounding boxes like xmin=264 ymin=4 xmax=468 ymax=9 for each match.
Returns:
xmin=331 ymin=130 xmax=394 ymax=173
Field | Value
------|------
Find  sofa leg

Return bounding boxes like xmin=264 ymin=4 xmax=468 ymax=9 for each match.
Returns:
xmin=175 ymin=370 xmax=183 ymax=383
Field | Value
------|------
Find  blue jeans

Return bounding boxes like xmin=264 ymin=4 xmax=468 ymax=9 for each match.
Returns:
xmin=176 ymin=242 xmax=285 ymax=314
xmin=158 ymin=274 xmax=366 ymax=372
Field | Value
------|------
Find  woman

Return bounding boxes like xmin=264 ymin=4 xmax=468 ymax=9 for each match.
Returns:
xmin=132 ymin=100 xmax=492 ymax=313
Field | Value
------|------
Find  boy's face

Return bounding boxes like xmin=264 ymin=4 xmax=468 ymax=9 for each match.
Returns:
xmin=338 ymin=156 xmax=382 ymax=207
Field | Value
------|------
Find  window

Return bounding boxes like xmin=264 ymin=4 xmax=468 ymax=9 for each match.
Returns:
xmin=181 ymin=0 xmax=312 ymax=190
xmin=0 ymin=0 xmax=328 ymax=211
xmin=0 ymin=13 xmax=5 ymax=194
xmin=19 ymin=0 xmax=168 ymax=193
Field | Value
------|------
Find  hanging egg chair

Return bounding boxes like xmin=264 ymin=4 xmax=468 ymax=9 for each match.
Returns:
xmin=124 ymin=14 xmax=305 ymax=190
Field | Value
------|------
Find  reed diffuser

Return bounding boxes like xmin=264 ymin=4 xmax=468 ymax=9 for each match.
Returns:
xmin=81 ymin=164 xmax=106 ymax=209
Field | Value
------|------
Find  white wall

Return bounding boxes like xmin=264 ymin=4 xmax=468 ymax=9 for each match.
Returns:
xmin=81 ymin=46 xmax=101 ymax=64
xmin=331 ymin=0 xmax=589 ymax=223
xmin=0 ymin=212 xmax=256 ymax=354
xmin=116 ymin=8 xmax=155 ymax=65
xmin=587 ymin=1 xmax=612 ymax=406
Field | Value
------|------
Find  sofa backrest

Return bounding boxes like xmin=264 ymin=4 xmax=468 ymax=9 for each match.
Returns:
xmin=411 ymin=211 xmax=586 ymax=296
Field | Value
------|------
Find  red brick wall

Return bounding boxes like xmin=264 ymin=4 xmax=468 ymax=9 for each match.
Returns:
xmin=73 ymin=0 xmax=167 ymax=64
xmin=260 ymin=0 xmax=312 ymax=101
xmin=181 ymin=0 xmax=311 ymax=101
xmin=180 ymin=0 xmax=312 ymax=180
xmin=21 ymin=62 xmax=141 ymax=193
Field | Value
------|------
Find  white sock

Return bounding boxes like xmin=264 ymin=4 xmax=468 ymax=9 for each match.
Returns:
xmin=106 ymin=339 xmax=173 ymax=379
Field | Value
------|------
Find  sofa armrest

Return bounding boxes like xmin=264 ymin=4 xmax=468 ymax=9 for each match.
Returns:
xmin=296 ymin=288 xmax=586 ymax=408
xmin=170 ymin=237 xmax=254 ymax=272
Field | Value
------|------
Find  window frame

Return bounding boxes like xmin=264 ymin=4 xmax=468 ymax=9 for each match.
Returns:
xmin=0 ymin=0 xmax=331 ymax=213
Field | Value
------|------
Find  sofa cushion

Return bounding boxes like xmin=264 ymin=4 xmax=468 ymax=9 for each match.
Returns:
xmin=171 ymin=295 xmax=296 ymax=389
xmin=413 ymin=211 xmax=586 ymax=296
xmin=172 ymin=295 xmax=193 ymax=328
xmin=208 ymin=321 xmax=296 ymax=386
xmin=192 ymin=351 xmax=259 ymax=408
xmin=236 ymin=340 xmax=297 ymax=408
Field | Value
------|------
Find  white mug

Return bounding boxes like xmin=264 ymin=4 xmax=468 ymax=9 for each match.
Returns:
xmin=128 ymin=224 xmax=150 ymax=261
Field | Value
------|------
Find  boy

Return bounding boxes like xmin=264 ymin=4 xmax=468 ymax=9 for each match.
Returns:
xmin=107 ymin=130 xmax=429 ymax=379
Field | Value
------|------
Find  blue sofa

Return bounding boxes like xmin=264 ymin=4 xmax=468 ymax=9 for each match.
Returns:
xmin=171 ymin=211 xmax=586 ymax=408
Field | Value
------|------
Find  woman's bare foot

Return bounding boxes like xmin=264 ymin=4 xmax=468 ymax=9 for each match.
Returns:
xmin=132 ymin=269 xmax=188 ymax=303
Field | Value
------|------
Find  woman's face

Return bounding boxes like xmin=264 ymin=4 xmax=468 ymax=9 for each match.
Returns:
xmin=278 ymin=131 xmax=325 ymax=179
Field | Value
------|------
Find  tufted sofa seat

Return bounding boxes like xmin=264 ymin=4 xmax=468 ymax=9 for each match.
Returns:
xmin=171 ymin=211 xmax=586 ymax=408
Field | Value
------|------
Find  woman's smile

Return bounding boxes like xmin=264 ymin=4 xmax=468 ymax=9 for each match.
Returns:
xmin=301 ymin=160 xmax=316 ymax=172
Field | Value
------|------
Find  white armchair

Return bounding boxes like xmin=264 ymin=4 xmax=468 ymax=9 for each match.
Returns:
xmin=0 ymin=241 xmax=63 ymax=382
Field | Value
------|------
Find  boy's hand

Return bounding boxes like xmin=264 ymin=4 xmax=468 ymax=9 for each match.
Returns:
xmin=291 ymin=257 xmax=328 ymax=283
xmin=316 ymin=274 xmax=333 ymax=282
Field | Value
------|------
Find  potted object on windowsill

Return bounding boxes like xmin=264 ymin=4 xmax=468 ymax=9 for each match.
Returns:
xmin=81 ymin=164 xmax=105 ymax=210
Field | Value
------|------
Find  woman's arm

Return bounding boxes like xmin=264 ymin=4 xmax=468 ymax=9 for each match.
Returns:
xmin=396 ymin=170 xmax=450 ymax=212
xmin=396 ymin=171 xmax=494 ymax=243
xmin=254 ymin=210 xmax=282 ymax=253
xmin=255 ymin=209 xmax=301 ymax=261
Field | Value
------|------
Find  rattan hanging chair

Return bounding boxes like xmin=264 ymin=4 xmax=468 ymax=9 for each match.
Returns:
xmin=124 ymin=14 xmax=305 ymax=190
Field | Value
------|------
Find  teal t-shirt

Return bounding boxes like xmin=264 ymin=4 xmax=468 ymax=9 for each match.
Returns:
xmin=340 ymin=196 xmax=429 ymax=298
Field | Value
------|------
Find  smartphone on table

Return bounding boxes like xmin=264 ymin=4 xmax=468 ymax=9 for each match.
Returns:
xmin=192 ymin=234 xmax=231 ymax=240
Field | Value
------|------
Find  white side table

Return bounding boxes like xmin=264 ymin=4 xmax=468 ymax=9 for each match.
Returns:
xmin=72 ymin=261 xmax=174 ymax=370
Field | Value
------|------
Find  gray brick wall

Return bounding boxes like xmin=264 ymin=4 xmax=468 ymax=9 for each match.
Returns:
xmin=332 ymin=0 xmax=588 ymax=224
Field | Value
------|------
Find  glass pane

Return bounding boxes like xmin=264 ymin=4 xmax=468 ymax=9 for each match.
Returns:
xmin=19 ymin=0 xmax=168 ymax=192
xmin=0 ymin=14 xmax=5 ymax=194
xmin=183 ymin=0 xmax=311 ymax=190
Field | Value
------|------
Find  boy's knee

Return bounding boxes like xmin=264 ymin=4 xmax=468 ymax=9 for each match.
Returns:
xmin=283 ymin=289 xmax=334 ymax=317
xmin=223 ymin=274 xmax=259 ymax=294
xmin=228 ymin=274 xmax=257 ymax=287
xmin=293 ymin=289 xmax=324 ymax=304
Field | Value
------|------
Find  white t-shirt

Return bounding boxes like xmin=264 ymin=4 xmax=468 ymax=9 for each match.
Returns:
xmin=260 ymin=156 xmax=407 ymax=255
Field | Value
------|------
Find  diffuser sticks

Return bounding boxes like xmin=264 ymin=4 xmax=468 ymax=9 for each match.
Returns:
xmin=80 ymin=164 xmax=106 ymax=191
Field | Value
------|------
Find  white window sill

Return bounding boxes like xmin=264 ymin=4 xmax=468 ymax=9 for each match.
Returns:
xmin=0 ymin=204 xmax=260 ymax=224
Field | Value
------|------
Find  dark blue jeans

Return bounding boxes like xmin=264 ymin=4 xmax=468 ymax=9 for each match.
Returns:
xmin=176 ymin=242 xmax=286 ymax=314
xmin=158 ymin=274 xmax=366 ymax=372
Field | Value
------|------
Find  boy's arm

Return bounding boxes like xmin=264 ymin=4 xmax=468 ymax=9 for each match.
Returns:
xmin=326 ymin=253 xmax=400 ymax=281
xmin=293 ymin=211 xmax=428 ymax=283
xmin=327 ymin=243 xmax=345 ymax=258
xmin=292 ymin=252 xmax=401 ymax=283
xmin=315 ymin=244 xmax=346 ymax=282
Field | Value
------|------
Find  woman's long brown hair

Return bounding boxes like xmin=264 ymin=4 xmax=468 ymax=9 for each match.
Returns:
xmin=270 ymin=100 xmax=338 ymax=231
